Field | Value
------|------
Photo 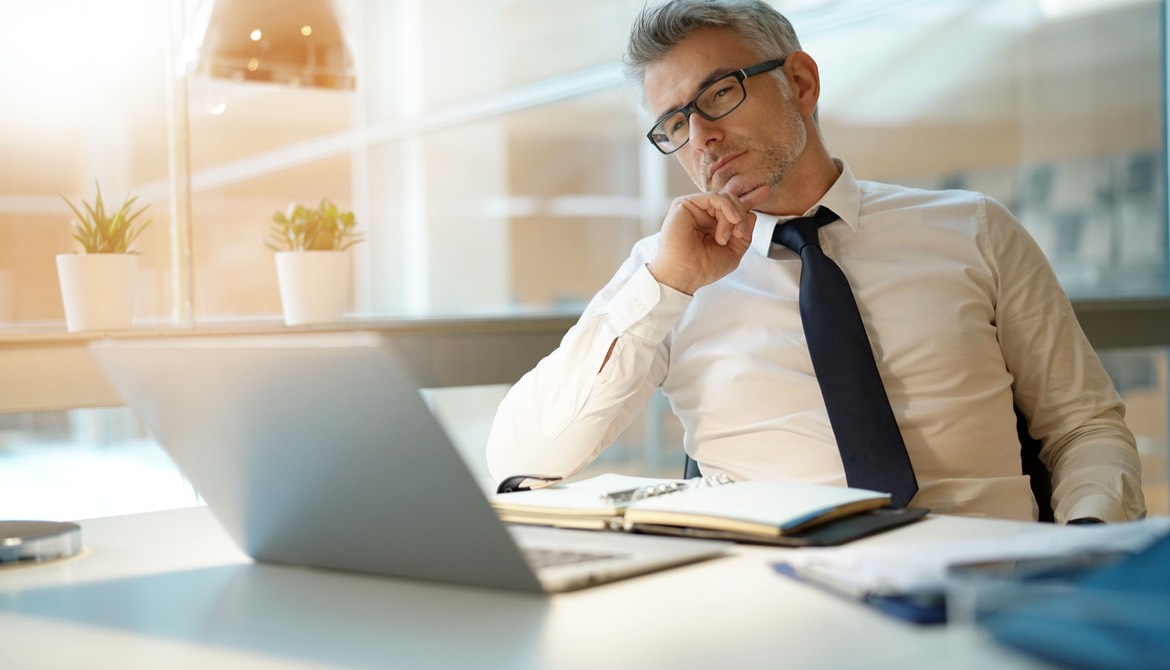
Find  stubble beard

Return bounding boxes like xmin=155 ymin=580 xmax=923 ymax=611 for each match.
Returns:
xmin=699 ymin=104 xmax=808 ymax=197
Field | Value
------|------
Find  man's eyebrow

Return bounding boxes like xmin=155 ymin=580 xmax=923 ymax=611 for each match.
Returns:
xmin=654 ymin=65 xmax=740 ymax=120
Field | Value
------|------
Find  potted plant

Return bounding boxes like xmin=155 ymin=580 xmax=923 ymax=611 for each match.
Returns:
xmin=267 ymin=197 xmax=363 ymax=325
xmin=56 ymin=182 xmax=151 ymax=332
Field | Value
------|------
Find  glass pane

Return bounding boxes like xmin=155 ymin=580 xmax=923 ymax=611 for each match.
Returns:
xmin=0 ymin=408 xmax=198 ymax=520
xmin=0 ymin=0 xmax=175 ymax=327
xmin=4 ymin=0 xmax=1162 ymax=328
xmin=1100 ymin=347 xmax=1170 ymax=515
xmin=809 ymin=0 xmax=1166 ymax=297
xmin=188 ymin=155 xmax=355 ymax=321
xmin=0 ymin=0 xmax=1166 ymax=521
xmin=413 ymin=0 xmax=637 ymax=108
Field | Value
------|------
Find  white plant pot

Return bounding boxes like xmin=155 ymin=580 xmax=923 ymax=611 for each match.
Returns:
xmin=275 ymin=250 xmax=350 ymax=326
xmin=56 ymin=253 xmax=139 ymax=332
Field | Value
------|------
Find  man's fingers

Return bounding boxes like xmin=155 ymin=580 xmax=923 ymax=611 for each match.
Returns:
xmin=675 ymin=189 xmax=767 ymax=246
xmin=721 ymin=185 xmax=771 ymax=242
xmin=700 ymin=193 xmax=745 ymax=245
xmin=678 ymin=196 xmax=730 ymax=244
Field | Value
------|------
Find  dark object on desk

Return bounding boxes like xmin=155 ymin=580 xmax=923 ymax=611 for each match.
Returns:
xmin=496 ymin=475 xmax=562 ymax=494
xmin=632 ymin=506 xmax=929 ymax=547
xmin=0 ymin=521 xmax=82 ymax=564
xmin=982 ymin=531 xmax=1170 ymax=669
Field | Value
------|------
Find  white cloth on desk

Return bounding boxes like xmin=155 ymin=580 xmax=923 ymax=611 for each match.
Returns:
xmin=779 ymin=515 xmax=1170 ymax=598
xmin=486 ymin=160 xmax=1146 ymax=523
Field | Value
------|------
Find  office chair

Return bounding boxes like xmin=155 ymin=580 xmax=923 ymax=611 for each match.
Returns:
xmin=682 ymin=405 xmax=1055 ymax=522
xmin=1015 ymin=405 xmax=1054 ymax=522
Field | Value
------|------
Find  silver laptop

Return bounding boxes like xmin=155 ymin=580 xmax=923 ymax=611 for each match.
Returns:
xmin=90 ymin=331 xmax=727 ymax=593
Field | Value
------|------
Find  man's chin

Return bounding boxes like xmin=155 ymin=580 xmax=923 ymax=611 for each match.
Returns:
xmin=721 ymin=176 xmax=764 ymax=199
xmin=703 ymin=169 xmax=762 ymax=196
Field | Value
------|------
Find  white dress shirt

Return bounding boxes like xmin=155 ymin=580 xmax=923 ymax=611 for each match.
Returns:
xmin=487 ymin=161 xmax=1146 ymax=523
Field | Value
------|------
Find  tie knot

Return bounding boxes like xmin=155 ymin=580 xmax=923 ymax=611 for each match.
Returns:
xmin=772 ymin=206 xmax=839 ymax=254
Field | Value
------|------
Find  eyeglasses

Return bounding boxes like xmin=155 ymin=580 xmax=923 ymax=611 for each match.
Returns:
xmin=646 ymin=58 xmax=786 ymax=155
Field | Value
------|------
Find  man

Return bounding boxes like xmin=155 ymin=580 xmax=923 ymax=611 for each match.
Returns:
xmin=486 ymin=0 xmax=1145 ymax=523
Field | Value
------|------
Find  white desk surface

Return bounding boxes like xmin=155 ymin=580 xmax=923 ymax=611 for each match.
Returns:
xmin=0 ymin=507 xmax=1056 ymax=670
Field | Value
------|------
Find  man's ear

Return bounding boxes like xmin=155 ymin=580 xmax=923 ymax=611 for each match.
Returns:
xmin=786 ymin=51 xmax=821 ymax=118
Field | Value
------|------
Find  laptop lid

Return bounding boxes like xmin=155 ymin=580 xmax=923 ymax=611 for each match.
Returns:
xmin=91 ymin=332 xmax=726 ymax=593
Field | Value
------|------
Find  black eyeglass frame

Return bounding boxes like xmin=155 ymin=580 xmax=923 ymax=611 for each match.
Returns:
xmin=645 ymin=58 xmax=787 ymax=155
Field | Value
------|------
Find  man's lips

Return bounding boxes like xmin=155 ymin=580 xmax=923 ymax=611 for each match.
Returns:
xmin=707 ymin=152 xmax=744 ymax=182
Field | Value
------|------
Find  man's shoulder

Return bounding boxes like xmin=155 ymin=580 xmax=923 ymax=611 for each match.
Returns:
xmin=858 ymin=178 xmax=989 ymax=210
xmin=854 ymin=179 xmax=1016 ymax=231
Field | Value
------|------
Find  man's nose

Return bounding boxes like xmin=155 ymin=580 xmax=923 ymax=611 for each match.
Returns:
xmin=688 ymin=112 xmax=723 ymax=147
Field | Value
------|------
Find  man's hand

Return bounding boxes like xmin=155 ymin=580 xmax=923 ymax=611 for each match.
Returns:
xmin=647 ymin=184 xmax=772 ymax=295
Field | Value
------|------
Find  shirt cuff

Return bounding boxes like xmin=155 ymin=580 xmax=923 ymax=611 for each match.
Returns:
xmin=606 ymin=264 xmax=691 ymax=341
xmin=1063 ymin=492 xmax=1126 ymax=524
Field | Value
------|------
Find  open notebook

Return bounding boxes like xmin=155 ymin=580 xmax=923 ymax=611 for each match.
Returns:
xmin=91 ymin=332 xmax=729 ymax=593
xmin=493 ymin=473 xmax=927 ymax=547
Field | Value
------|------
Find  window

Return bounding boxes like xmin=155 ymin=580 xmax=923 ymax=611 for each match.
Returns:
xmin=0 ymin=0 xmax=1165 ymax=518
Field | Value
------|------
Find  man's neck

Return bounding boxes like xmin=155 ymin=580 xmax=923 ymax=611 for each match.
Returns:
xmin=757 ymin=145 xmax=841 ymax=217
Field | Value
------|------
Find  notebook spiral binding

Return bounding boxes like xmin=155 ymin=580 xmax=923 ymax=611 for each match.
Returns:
xmin=600 ymin=473 xmax=734 ymax=505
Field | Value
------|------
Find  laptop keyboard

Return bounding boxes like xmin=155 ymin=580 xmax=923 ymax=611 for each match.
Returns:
xmin=524 ymin=546 xmax=626 ymax=569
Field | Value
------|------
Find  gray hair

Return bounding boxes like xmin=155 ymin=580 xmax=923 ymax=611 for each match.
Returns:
xmin=624 ymin=0 xmax=803 ymax=105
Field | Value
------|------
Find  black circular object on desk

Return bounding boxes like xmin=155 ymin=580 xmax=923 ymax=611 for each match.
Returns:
xmin=0 ymin=521 xmax=82 ymax=564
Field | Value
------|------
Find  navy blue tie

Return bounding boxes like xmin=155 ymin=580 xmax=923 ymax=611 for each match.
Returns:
xmin=773 ymin=207 xmax=918 ymax=507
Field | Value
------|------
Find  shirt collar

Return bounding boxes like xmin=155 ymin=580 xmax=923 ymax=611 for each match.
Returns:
xmin=748 ymin=159 xmax=861 ymax=258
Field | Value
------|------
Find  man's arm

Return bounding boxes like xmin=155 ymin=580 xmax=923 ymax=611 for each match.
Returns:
xmin=486 ymin=187 xmax=769 ymax=485
xmin=986 ymin=197 xmax=1146 ymax=523
xmin=485 ymin=257 xmax=685 ymax=484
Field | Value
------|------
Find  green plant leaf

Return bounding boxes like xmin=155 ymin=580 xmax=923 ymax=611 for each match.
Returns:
xmin=267 ymin=196 xmax=363 ymax=252
xmin=60 ymin=180 xmax=151 ymax=254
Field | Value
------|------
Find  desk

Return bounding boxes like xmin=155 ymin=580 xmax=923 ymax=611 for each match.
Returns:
xmin=0 ymin=508 xmax=1054 ymax=669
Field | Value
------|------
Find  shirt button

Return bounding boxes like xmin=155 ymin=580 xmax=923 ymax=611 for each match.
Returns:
xmin=633 ymin=300 xmax=645 ymax=311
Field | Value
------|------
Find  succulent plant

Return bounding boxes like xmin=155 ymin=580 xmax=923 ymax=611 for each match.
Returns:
xmin=267 ymin=197 xmax=363 ymax=252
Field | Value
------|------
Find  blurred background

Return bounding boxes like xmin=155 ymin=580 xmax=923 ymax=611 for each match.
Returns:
xmin=0 ymin=0 xmax=1165 ymax=520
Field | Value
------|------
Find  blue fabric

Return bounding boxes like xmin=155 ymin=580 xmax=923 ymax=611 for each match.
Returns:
xmin=984 ymin=531 xmax=1170 ymax=669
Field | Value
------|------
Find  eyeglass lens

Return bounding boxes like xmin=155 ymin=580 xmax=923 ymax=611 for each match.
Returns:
xmin=651 ymin=75 xmax=746 ymax=153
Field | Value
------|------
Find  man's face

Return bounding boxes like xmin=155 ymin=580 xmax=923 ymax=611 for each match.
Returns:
xmin=643 ymin=26 xmax=807 ymax=198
